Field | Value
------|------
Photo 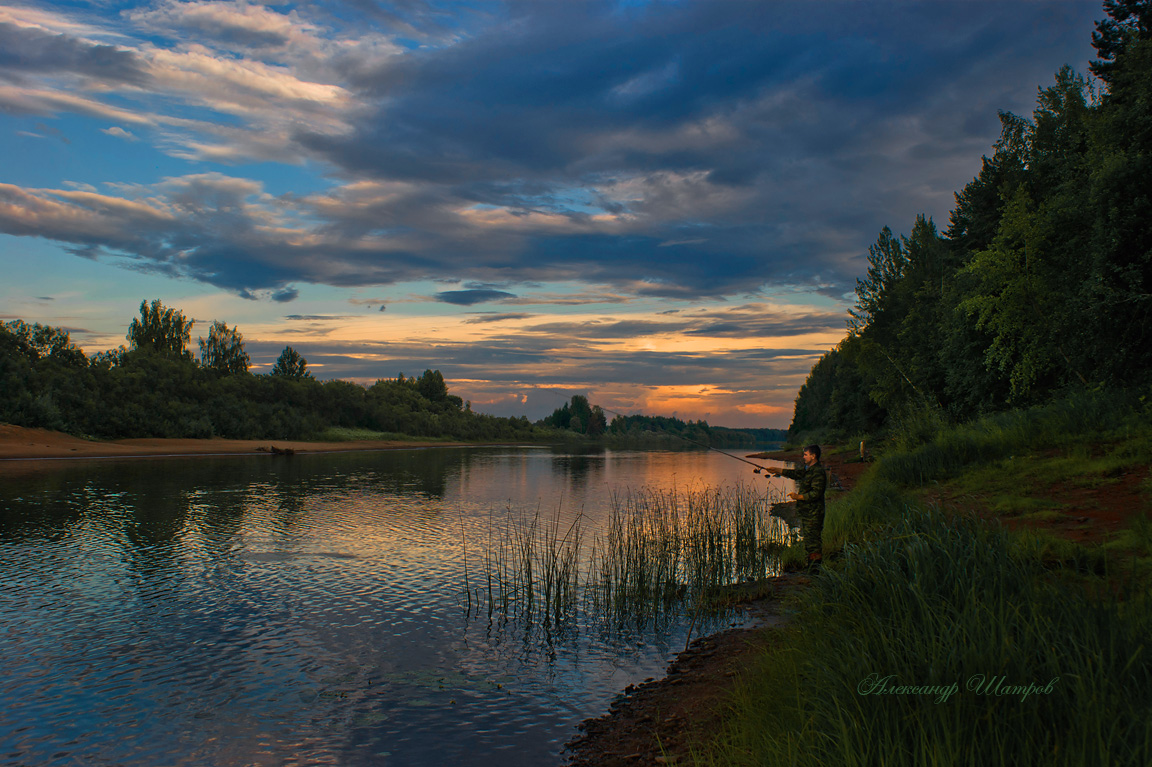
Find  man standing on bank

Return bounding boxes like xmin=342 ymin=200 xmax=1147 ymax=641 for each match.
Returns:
xmin=763 ymin=445 xmax=827 ymax=569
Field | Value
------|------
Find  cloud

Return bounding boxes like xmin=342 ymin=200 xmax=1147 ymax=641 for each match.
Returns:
xmin=283 ymin=314 xmax=355 ymax=321
xmin=462 ymin=313 xmax=535 ymax=324
xmin=433 ymin=289 xmax=517 ymax=305
xmin=271 ymin=286 xmax=299 ymax=303
xmin=102 ymin=126 xmax=137 ymax=141
xmin=128 ymin=1 xmax=318 ymax=51
xmin=0 ymin=0 xmax=1102 ymax=305
xmin=0 ymin=21 xmax=148 ymax=84
xmin=236 ymin=326 xmax=827 ymax=426
xmin=515 ymin=304 xmax=843 ymax=341
xmin=0 ymin=3 xmax=360 ymax=164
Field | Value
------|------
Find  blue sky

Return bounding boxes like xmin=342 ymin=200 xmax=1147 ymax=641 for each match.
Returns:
xmin=0 ymin=0 xmax=1103 ymax=427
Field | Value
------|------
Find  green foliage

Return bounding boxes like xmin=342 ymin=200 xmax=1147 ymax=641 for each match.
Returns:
xmin=416 ymin=369 xmax=449 ymax=403
xmin=472 ymin=484 xmax=793 ymax=629
xmin=786 ymin=341 xmax=885 ymax=443
xmin=541 ymin=395 xmax=607 ymax=436
xmin=312 ymin=427 xmax=421 ymax=442
xmin=0 ymin=320 xmax=96 ymax=433
xmin=198 ymin=320 xmax=250 ymax=375
xmin=0 ymin=307 xmax=542 ymax=443
xmin=270 ymin=346 xmax=311 ymax=380
xmin=605 ymin=411 xmax=740 ymax=447
xmin=1090 ymin=0 xmax=1152 ymax=86
xmin=789 ymin=6 xmax=1152 ymax=438
xmin=870 ymin=390 xmax=1145 ymax=491
xmin=698 ymin=511 xmax=1152 ymax=767
xmin=126 ymin=299 xmax=194 ymax=360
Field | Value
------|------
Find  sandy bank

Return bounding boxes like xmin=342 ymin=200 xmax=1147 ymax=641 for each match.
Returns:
xmin=0 ymin=424 xmax=499 ymax=462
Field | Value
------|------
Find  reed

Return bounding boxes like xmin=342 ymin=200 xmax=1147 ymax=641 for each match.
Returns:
xmin=471 ymin=503 xmax=585 ymax=629
xmin=467 ymin=482 xmax=794 ymax=631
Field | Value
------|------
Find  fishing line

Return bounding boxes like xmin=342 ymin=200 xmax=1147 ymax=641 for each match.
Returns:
xmin=594 ymin=403 xmax=792 ymax=499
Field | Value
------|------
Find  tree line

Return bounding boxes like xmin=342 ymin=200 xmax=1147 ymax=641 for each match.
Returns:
xmin=0 ymin=300 xmax=539 ymax=442
xmin=540 ymin=395 xmax=785 ymax=447
xmin=2 ymin=301 xmax=783 ymax=447
xmin=788 ymin=1 xmax=1152 ymax=443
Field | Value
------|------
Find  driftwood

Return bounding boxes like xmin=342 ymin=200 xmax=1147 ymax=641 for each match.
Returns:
xmin=256 ymin=445 xmax=296 ymax=456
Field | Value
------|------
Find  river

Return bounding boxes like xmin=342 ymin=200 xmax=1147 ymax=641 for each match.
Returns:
xmin=0 ymin=446 xmax=791 ymax=766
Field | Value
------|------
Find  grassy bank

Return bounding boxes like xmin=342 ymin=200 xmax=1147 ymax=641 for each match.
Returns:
xmin=692 ymin=392 xmax=1152 ymax=766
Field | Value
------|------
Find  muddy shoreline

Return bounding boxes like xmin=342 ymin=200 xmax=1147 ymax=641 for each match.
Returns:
xmin=0 ymin=424 xmax=528 ymax=465
xmin=564 ymin=573 xmax=809 ymax=766
xmin=564 ymin=448 xmax=869 ymax=766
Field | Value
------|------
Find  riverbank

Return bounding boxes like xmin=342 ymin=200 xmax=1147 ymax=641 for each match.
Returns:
xmin=564 ymin=445 xmax=864 ymax=766
xmin=0 ymin=423 xmax=503 ymax=462
xmin=0 ymin=424 xmax=773 ymax=463
xmin=566 ymin=574 xmax=809 ymax=766
xmin=567 ymin=396 xmax=1152 ymax=765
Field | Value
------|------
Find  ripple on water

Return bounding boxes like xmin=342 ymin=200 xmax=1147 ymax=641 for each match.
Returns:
xmin=1 ymin=448 xmax=783 ymax=765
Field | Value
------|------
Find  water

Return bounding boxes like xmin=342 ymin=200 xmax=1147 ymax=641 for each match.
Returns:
xmin=0 ymin=446 xmax=791 ymax=766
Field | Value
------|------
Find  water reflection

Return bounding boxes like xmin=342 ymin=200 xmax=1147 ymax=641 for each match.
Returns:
xmin=0 ymin=447 xmax=789 ymax=766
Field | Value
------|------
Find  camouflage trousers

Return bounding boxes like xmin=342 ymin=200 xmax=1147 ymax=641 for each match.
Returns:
xmin=799 ymin=504 xmax=825 ymax=556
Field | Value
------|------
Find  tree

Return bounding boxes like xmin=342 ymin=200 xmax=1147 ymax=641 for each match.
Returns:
xmin=271 ymin=346 xmax=311 ymax=379
xmin=1086 ymin=18 xmax=1152 ymax=385
xmin=127 ymin=299 xmax=194 ymax=359
xmin=199 ymin=321 xmax=250 ymax=375
xmin=416 ymin=369 xmax=449 ymax=402
xmin=848 ymin=226 xmax=907 ymax=334
xmin=957 ymin=188 xmax=1060 ymax=400
xmin=0 ymin=320 xmax=87 ymax=366
xmin=945 ymin=111 xmax=1031 ymax=256
xmin=542 ymin=395 xmax=607 ymax=435
xmin=1090 ymin=0 xmax=1152 ymax=87
xmin=569 ymin=395 xmax=593 ymax=434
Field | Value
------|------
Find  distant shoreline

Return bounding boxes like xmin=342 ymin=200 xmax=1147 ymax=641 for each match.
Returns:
xmin=0 ymin=424 xmax=519 ymax=464
xmin=0 ymin=424 xmax=791 ymax=471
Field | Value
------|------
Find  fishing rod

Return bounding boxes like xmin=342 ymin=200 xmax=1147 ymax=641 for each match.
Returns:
xmin=598 ymin=406 xmax=774 ymax=473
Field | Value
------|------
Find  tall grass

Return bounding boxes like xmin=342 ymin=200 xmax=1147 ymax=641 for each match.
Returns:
xmin=587 ymin=485 xmax=793 ymax=626
xmin=311 ymin=426 xmax=416 ymax=442
xmin=474 ymin=504 xmax=584 ymax=630
xmin=874 ymin=389 xmax=1147 ymax=487
xmin=697 ymin=508 xmax=1152 ymax=766
xmin=467 ymin=483 xmax=795 ymax=631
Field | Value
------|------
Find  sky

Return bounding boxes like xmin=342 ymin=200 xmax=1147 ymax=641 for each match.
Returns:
xmin=0 ymin=0 xmax=1104 ymax=428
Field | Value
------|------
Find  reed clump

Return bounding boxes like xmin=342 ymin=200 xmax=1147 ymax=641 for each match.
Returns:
xmin=476 ymin=504 xmax=584 ymax=630
xmin=588 ymin=485 xmax=793 ymax=626
xmin=468 ymin=482 xmax=795 ymax=630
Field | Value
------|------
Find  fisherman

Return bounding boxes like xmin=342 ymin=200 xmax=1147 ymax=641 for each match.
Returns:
xmin=762 ymin=444 xmax=827 ymax=570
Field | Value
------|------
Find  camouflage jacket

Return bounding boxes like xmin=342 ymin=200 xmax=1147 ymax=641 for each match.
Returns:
xmin=780 ymin=462 xmax=827 ymax=511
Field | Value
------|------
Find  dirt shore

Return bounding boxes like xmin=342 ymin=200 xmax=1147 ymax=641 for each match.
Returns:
xmin=0 ymin=424 xmax=492 ymax=463
xmin=566 ymin=440 xmax=1152 ymax=764
xmin=564 ymin=575 xmax=808 ymax=766
xmin=564 ymin=447 xmax=868 ymax=766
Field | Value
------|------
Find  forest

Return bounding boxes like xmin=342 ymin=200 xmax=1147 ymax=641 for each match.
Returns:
xmin=788 ymin=0 xmax=1152 ymax=444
